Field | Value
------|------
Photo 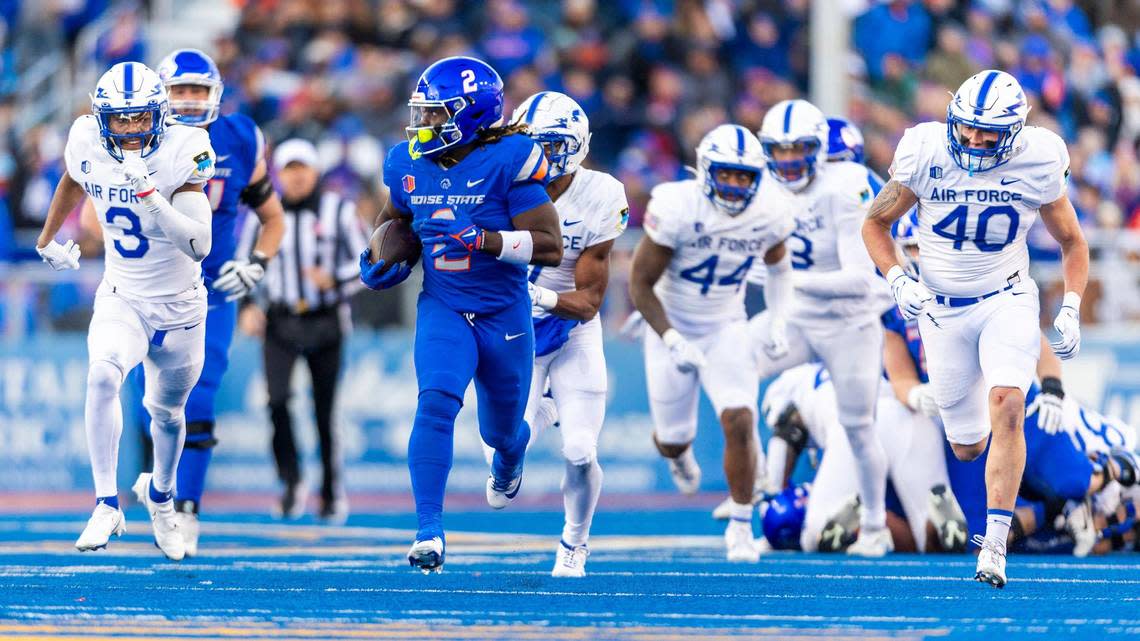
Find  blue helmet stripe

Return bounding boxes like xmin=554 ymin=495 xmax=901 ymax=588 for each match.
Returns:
xmin=524 ymin=91 xmax=548 ymax=123
xmin=735 ymin=126 xmax=745 ymax=156
xmin=974 ymin=71 xmax=999 ymax=116
xmin=782 ymin=102 xmax=794 ymax=134
xmin=123 ymin=63 xmax=134 ymax=100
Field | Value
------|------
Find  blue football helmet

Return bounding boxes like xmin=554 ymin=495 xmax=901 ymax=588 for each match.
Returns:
xmin=762 ymin=483 xmax=810 ymax=550
xmin=90 ymin=62 xmax=169 ymax=161
xmin=946 ymin=70 xmax=1029 ymax=173
xmin=826 ymin=117 xmax=865 ymax=164
xmin=156 ymin=48 xmax=224 ymax=126
xmin=406 ymin=56 xmax=504 ymax=158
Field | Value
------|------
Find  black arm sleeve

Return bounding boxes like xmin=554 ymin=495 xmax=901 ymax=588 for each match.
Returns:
xmin=239 ymin=174 xmax=275 ymax=208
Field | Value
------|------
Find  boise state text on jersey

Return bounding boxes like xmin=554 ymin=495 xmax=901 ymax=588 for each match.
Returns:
xmin=384 ymin=134 xmax=551 ymax=314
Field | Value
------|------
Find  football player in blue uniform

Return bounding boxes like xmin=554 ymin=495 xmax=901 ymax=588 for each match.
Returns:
xmin=360 ymin=56 xmax=562 ymax=573
xmin=154 ymin=49 xmax=285 ymax=555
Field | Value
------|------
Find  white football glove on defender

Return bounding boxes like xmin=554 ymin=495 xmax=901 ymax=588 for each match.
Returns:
xmin=1050 ymin=293 xmax=1081 ymax=360
xmin=119 ymin=155 xmax=157 ymax=198
xmin=764 ymin=315 xmax=790 ymax=360
xmin=906 ymin=383 xmax=941 ymax=418
xmin=887 ymin=265 xmax=933 ymax=321
xmin=1029 ymin=376 xmax=1065 ymax=434
xmin=528 ymin=281 xmax=558 ymax=313
xmin=662 ymin=328 xmax=706 ymax=373
xmin=214 ymin=254 xmax=268 ymax=301
xmin=36 ymin=239 xmax=81 ymax=270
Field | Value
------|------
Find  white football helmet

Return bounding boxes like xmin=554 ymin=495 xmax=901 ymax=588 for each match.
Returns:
xmin=758 ymin=99 xmax=828 ymax=192
xmin=947 ymin=70 xmax=1028 ymax=173
xmin=90 ymin=61 xmax=170 ymax=161
xmin=695 ymin=124 xmax=765 ymax=216
xmin=511 ymin=91 xmax=591 ymax=179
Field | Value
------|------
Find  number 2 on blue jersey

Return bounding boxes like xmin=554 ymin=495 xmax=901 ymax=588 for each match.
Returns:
xmin=932 ymin=205 xmax=1018 ymax=253
xmin=679 ymin=255 xmax=754 ymax=295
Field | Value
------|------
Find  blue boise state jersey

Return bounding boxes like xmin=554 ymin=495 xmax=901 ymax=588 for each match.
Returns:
xmin=881 ymin=307 xmax=927 ymax=383
xmin=385 ymin=135 xmax=551 ymax=314
xmin=201 ymin=113 xmax=264 ymax=285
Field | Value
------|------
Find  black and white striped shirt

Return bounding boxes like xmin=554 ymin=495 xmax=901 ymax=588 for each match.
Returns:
xmin=239 ymin=189 xmax=367 ymax=314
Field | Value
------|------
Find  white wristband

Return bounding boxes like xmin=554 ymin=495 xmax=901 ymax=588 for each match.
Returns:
xmin=1062 ymin=291 xmax=1081 ymax=311
xmin=886 ymin=264 xmax=907 ymax=283
xmin=662 ymin=328 xmax=682 ymax=348
xmin=496 ymin=230 xmax=534 ymax=264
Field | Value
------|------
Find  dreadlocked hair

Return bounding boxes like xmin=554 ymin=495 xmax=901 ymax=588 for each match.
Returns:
xmin=478 ymin=122 xmax=530 ymax=144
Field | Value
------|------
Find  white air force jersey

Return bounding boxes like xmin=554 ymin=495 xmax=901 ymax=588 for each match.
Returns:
xmin=64 ymin=115 xmax=216 ymax=299
xmin=645 ymin=177 xmax=796 ymax=336
xmin=531 ymin=167 xmax=628 ymax=318
xmin=890 ymin=121 xmax=1069 ymax=297
xmin=782 ymin=160 xmax=894 ymax=326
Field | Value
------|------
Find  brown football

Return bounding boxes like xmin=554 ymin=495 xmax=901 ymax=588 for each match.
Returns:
xmin=368 ymin=217 xmax=422 ymax=272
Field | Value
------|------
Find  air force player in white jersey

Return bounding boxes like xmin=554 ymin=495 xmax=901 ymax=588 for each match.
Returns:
xmin=511 ymin=92 xmax=628 ymax=577
xmin=629 ymin=124 xmax=798 ymax=562
xmin=749 ymin=99 xmax=895 ymax=557
xmin=862 ymin=70 xmax=1089 ymax=588
xmin=34 ymin=62 xmax=216 ymax=561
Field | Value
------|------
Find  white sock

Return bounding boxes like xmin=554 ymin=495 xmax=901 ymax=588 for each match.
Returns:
xmin=844 ymin=422 xmax=888 ymax=531
xmin=149 ymin=412 xmax=186 ymax=495
xmin=85 ymin=361 xmax=125 ymax=498
xmin=560 ymin=459 xmax=602 ymax=547
xmin=985 ymin=509 xmax=1013 ymax=550
xmin=729 ymin=501 xmax=753 ymax=522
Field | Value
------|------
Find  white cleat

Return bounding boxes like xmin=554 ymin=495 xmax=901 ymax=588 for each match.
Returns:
xmin=725 ymin=519 xmax=760 ymax=563
xmin=973 ymin=534 xmax=1007 ymax=589
xmin=407 ymin=537 xmax=444 ymax=574
xmin=666 ymin=447 xmax=701 ymax=496
xmin=712 ymin=490 xmax=766 ymax=520
xmin=552 ymin=540 xmax=589 ymax=577
xmin=177 ymin=510 xmax=200 ymax=558
xmin=486 ymin=467 xmax=523 ymax=509
xmin=131 ymin=473 xmax=186 ymax=562
xmin=75 ymin=503 xmax=126 ymax=552
xmin=846 ymin=526 xmax=894 ymax=558
xmin=1064 ymin=500 xmax=1098 ymax=558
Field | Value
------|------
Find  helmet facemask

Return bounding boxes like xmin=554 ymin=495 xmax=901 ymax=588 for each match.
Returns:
xmin=407 ymin=95 xmax=471 ymax=157
xmin=946 ymin=114 xmax=1022 ymax=174
xmin=165 ymin=78 xmax=223 ymax=127
xmin=702 ymin=161 xmax=760 ymax=216
xmin=95 ymin=104 xmax=167 ymax=161
xmin=761 ymin=136 xmax=821 ymax=191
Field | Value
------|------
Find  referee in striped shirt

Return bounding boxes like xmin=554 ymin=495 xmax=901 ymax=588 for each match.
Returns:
xmin=237 ymin=139 xmax=367 ymax=522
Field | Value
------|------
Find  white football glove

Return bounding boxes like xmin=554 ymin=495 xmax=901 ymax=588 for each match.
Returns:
xmin=528 ymin=281 xmax=558 ymax=312
xmin=213 ymin=256 xmax=267 ymax=301
xmin=1029 ymin=377 xmax=1065 ymax=434
xmin=662 ymin=328 xmax=706 ymax=373
xmin=887 ymin=265 xmax=933 ymax=321
xmin=906 ymin=383 xmax=941 ymax=418
xmin=619 ymin=310 xmax=646 ymax=340
xmin=36 ymin=239 xmax=81 ymax=271
xmin=119 ymin=155 xmax=157 ymax=198
xmin=1050 ymin=293 xmax=1081 ymax=360
xmin=764 ymin=315 xmax=790 ymax=360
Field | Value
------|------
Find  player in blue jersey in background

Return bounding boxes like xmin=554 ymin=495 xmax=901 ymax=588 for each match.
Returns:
xmin=360 ymin=56 xmax=562 ymax=573
xmin=155 ymin=49 xmax=285 ymax=555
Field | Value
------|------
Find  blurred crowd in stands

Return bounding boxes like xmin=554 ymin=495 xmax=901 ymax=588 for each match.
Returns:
xmin=1 ymin=0 xmax=1140 ymax=325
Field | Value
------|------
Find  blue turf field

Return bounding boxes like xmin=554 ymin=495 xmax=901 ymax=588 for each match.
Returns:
xmin=1 ymin=502 xmax=1139 ymax=640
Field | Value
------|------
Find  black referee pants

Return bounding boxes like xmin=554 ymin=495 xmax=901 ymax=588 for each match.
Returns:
xmin=264 ymin=306 xmax=343 ymax=502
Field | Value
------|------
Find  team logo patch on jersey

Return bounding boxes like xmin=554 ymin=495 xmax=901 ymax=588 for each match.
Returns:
xmin=929 ymin=166 xmax=943 ymax=179
xmin=403 ymin=175 xmax=416 ymax=193
xmin=441 ymin=178 xmax=451 ymax=190
xmin=859 ymin=188 xmax=871 ymax=204
xmin=194 ymin=151 xmax=213 ymax=173
xmin=81 ymin=160 xmax=91 ymax=174
xmin=618 ymin=207 xmax=630 ymax=231
xmin=694 ymin=222 xmax=704 ymax=233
